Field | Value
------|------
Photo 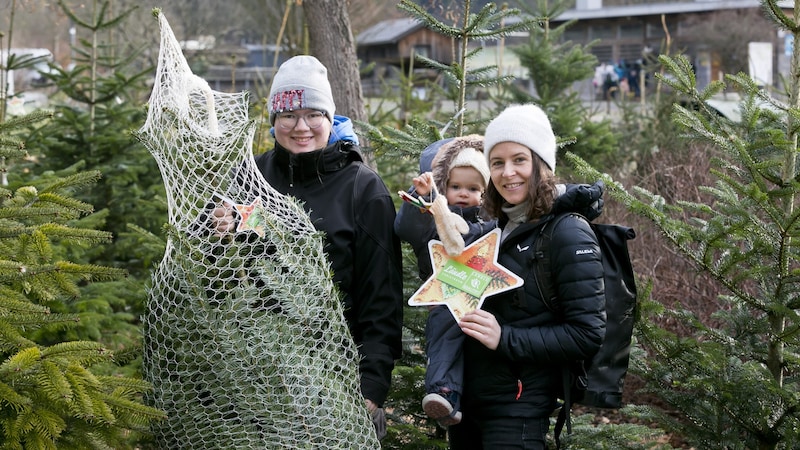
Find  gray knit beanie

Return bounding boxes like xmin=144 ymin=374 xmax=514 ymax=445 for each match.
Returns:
xmin=268 ymin=55 xmax=336 ymax=125
xmin=483 ymin=104 xmax=556 ymax=172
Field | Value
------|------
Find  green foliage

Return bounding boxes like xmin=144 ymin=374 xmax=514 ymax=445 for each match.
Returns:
xmin=554 ymin=410 xmax=677 ymax=449
xmin=495 ymin=0 xmax=618 ymax=172
xmin=566 ymin=20 xmax=800 ymax=445
xmin=360 ymin=115 xmax=447 ymax=164
xmin=0 ymin=110 xmax=164 ymax=448
xmin=375 ymin=0 xmax=534 ymax=140
xmin=15 ymin=1 xmax=164 ymax=394
xmin=25 ymin=0 xmax=167 ymax=275
xmin=383 ymin=365 xmax=449 ymax=449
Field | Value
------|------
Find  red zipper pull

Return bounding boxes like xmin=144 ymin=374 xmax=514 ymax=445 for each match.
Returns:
xmin=516 ymin=379 xmax=522 ymax=400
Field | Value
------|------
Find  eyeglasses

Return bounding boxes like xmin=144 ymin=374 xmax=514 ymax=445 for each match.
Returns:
xmin=275 ymin=111 xmax=327 ymax=130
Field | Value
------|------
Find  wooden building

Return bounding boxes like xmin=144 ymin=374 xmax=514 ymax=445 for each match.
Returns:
xmin=356 ymin=17 xmax=456 ymax=96
xmin=355 ymin=1 xmax=791 ymax=95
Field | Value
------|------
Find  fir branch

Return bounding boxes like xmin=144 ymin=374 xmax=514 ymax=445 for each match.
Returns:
xmin=38 ymin=360 xmax=73 ymax=404
xmin=0 ymin=347 xmax=42 ymax=376
xmin=40 ymin=342 xmax=110 ymax=367
xmin=0 ymin=321 xmax=37 ymax=354
xmin=0 ymin=207 xmax=80 ymax=223
xmin=37 ymin=170 xmax=103 ymax=199
xmin=0 ymin=380 xmax=32 ymax=412
xmin=0 ymin=110 xmax=54 ymax=132
xmin=36 ymin=193 xmax=94 ymax=215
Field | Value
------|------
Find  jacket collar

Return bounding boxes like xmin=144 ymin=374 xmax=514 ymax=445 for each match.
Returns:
xmin=273 ymin=139 xmax=362 ymax=184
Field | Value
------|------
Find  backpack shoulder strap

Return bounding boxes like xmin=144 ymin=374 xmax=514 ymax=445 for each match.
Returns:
xmin=533 ymin=212 xmax=588 ymax=313
xmin=533 ymin=212 xmax=591 ymax=449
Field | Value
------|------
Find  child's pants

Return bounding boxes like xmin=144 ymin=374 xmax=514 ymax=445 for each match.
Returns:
xmin=424 ymin=305 xmax=465 ymax=409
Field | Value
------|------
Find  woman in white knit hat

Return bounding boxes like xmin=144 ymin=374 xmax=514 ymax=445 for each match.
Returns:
xmin=212 ymin=55 xmax=402 ymax=440
xmin=449 ymin=104 xmax=607 ymax=449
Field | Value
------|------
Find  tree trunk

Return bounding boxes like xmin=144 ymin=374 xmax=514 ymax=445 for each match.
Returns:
xmin=302 ymin=0 xmax=374 ymax=166
xmin=302 ymin=0 xmax=365 ymax=123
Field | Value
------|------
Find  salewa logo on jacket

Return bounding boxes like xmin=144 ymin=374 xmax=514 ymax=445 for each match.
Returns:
xmin=517 ymin=244 xmax=530 ymax=252
xmin=575 ymin=248 xmax=593 ymax=255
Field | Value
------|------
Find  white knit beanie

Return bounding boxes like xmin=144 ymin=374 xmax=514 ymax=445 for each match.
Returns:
xmin=268 ymin=55 xmax=336 ymax=125
xmin=449 ymin=147 xmax=490 ymax=188
xmin=484 ymin=104 xmax=557 ymax=172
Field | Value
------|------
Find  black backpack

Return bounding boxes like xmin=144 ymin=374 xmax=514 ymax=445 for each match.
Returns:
xmin=532 ymin=212 xmax=638 ymax=445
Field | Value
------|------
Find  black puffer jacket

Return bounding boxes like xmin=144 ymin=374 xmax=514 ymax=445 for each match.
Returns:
xmin=254 ymin=138 xmax=404 ymax=407
xmin=460 ymin=184 xmax=606 ymax=419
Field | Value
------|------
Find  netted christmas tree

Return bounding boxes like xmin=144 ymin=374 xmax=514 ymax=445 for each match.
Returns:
xmin=134 ymin=10 xmax=378 ymax=449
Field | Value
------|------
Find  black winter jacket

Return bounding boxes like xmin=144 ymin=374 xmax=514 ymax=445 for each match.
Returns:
xmin=461 ymin=185 xmax=606 ymax=419
xmin=254 ymin=139 xmax=404 ymax=406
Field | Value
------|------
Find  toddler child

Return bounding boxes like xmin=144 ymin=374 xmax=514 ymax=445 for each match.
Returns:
xmin=395 ymin=135 xmax=496 ymax=427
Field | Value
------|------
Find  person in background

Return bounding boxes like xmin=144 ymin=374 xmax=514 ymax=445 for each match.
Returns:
xmin=213 ymin=55 xmax=403 ymax=440
xmin=449 ymin=104 xmax=606 ymax=449
xmin=394 ymin=135 xmax=496 ymax=428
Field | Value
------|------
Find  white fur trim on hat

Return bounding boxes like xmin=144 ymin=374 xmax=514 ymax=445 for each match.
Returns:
xmin=268 ymin=55 xmax=336 ymax=124
xmin=430 ymin=134 xmax=488 ymax=195
xmin=483 ymin=104 xmax=556 ymax=172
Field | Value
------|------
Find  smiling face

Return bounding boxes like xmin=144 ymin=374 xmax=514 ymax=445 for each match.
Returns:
xmin=273 ymin=109 xmax=332 ymax=154
xmin=487 ymin=141 xmax=534 ymax=206
xmin=445 ymin=166 xmax=485 ymax=208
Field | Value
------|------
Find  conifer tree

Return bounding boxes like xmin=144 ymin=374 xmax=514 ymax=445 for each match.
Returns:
xmin=568 ymin=0 xmax=800 ymax=447
xmin=19 ymin=0 xmax=164 ymax=364
xmin=0 ymin=109 xmax=164 ymax=448
xmin=398 ymin=0 xmax=534 ymax=135
xmin=363 ymin=0 xmax=535 ymax=158
xmin=24 ymin=0 xmax=166 ymax=276
xmin=499 ymin=0 xmax=618 ymax=170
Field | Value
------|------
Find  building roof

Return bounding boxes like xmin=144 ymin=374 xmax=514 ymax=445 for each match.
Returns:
xmin=355 ymin=1 xmax=791 ymax=45
xmin=356 ymin=18 xmax=424 ymax=45
xmin=553 ymin=0 xmax=791 ymax=21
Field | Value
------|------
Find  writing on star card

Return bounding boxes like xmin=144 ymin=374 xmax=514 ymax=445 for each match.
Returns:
xmin=408 ymin=228 xmax=524 ymax=322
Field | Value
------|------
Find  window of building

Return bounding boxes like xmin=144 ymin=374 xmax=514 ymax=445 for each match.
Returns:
xmin=413 ymin=45 xmax=431 ymax=59
xmin=563 ymin=27 xmax=586 ymax=42
xmin=590 ymin=25 xmax=616 ymax=40
xmin=592 ymin=45 xmax=613 ymax=64
xmin=620 ymin=23 xmax=643 ymax=39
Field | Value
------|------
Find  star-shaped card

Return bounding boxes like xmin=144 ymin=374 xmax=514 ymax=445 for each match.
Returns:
xmin=234 ymin=198 xmax=267 ymax=237
xmin=212 ymin=194 xmax=268 ymax=238
xmin=408 ymin=228 xmax=524 ymax=322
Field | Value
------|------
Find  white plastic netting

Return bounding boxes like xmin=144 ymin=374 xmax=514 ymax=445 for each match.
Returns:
xmin=134 ymin=11 xmax=379 ymax=449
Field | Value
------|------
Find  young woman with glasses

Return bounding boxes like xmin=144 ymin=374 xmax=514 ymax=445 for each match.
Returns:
xmin=212 ymin=55 xmax=403 ymax=440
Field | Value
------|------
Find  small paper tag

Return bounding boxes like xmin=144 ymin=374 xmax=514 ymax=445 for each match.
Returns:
xmin=436 ymin=259 xmax=491 ymax=298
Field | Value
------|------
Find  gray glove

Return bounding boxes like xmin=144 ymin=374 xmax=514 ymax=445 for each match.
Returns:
xmin=371 ymin=407 xmax=387 ymax=440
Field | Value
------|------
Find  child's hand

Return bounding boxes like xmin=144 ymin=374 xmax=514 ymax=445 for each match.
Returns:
xmin=211 ymin=201 xmax=236 ymax=237
xmin=412 ymin=172 xmax=435 ymax=197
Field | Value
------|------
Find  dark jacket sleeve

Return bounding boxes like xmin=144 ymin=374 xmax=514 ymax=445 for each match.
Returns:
xmin=394 ymin=201 xmax=438 ymax=280
xmin=352 ymin=168 xmax=404 ymax=406
xmin=498 ymin=214 xmax=606 ymax=363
